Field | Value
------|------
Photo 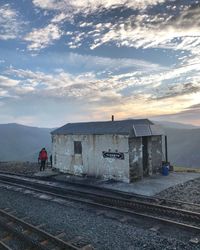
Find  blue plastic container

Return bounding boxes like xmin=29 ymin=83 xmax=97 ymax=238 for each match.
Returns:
xmin=162 ymin=165 xmax=169 ymax=176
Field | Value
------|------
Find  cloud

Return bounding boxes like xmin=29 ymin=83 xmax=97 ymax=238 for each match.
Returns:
xmin=150 ymin=82 xmax=200 ymax=100
xmin=186 ymin=103 xmax=200 ymax=110
xmin=0 ymin=89 xmax=9 ymax=98
xmin=29 ymin=0 xmax=200 ymax=59
xmin=5 ymin=49 xmax=200 ymax=105
xmin=3 ymin=62 xmax=200 ymax=126
xmin=0 ymin=75 xmax=19 ymax=87
xmin=33 ymin=0 xmax=167 ymax=12
xmin=5 ymin=67 xmax=134 ymax=104
xmin=24 ymin=24 xmax=63 ymax=50
xmin=66 ymin=52 xmax=163 ymax=72
xmin=84 ymin=5 xmax=200 ymax=52
xmin=0 ymin=4 xmax=25 ymax=40
xmin=51 ymin=12 xmax=71 ymax=23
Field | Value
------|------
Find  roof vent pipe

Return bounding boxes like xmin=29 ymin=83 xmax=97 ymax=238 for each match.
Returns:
xmin=112 ymin=115 xmax=114 ymax=121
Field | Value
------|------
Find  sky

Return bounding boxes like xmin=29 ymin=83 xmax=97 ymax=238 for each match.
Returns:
xmin=0 ymin=0 xmax=200 ymax=127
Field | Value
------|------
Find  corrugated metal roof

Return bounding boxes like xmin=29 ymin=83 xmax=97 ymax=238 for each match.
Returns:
xmin=51 ymin=119 xmax=163 ymax=137
xmin=133 ymin=124 xmax=152 ymax=137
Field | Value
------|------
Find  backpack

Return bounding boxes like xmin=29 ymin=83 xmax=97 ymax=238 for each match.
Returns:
xmin=39 ymin=150 xmax=48 ymax=160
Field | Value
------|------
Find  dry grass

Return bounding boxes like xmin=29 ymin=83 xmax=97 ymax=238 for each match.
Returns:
xmin=174 ymin=166 xmax=200 ymax=173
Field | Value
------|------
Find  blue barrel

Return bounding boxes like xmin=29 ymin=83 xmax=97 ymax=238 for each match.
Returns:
xmin=162 ymin=165 xmax=169 ymax=176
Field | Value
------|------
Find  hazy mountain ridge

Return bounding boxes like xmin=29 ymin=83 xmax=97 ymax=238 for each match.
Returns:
xmin=0 ymin=123 xmax=52 ymax=162
xmin=163 ymin=127 xmax=200 ymax=168
xmin=153 ymin=120 xmax=200 ymax=129
xmin=0 ymin=122 xmax=199 ymax=168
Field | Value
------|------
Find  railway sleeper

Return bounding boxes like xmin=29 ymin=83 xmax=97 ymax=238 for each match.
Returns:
xmin=0 ymin=210 xmax=82 ymax=250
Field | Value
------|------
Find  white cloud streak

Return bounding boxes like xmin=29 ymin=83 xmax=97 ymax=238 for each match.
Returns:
xmin=73 ymin=7 xmax=200 ymax=54
xmin=33 ymin=0 xmax=166 ymax=12
xmin=0 ymin=4 xmax=24 ymax=40
xmin=66 ymin=52 xmax=164 ymax=72
xmin=29 ymin=0 xmax=200 ymax=61
xmin=24 ymin=24 xmax=63 ymax=51
xmin=0 ymin=75 xmax=19 ymax=87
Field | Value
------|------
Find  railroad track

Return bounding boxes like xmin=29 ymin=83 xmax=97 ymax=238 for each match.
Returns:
xmin=0 ymin=173 xmax=200 ymax=234
xmin=0 ymin=207 xmax=92 ymax=250
xmin=0 ymin=170 xmax=199 ymax=212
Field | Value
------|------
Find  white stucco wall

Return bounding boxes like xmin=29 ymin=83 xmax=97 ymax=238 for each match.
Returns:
xmin=52 ymin=134 xmax=130 ymax=182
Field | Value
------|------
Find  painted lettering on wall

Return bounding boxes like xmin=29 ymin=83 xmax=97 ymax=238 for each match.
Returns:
xmin=102 ymin=151 xmax=124 ymax=160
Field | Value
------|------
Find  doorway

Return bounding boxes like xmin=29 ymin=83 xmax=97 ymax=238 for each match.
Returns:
xmin=142 ymin=137 xmax=149 ymax=177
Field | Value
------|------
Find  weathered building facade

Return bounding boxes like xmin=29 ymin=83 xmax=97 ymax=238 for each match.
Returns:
xmin=51 ymin=119 xmax=163 ymax=183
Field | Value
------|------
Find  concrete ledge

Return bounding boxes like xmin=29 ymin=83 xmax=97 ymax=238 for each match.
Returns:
xmin=34 ymin=169 xmax=59 ymax=177
xmin=99 ymin=172 xmax=200 ymax=196
xmin=52 ymin=172 xmax=200 ymax=196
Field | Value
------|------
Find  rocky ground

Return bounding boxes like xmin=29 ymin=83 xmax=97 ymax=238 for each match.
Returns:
xmin=0 ymin=161 xmax=45 ymax=176
xmin=0 ymin=186 xmax=199 ymax=250
xmin=156 ymin=177 xmax=200 ymax=204
xmin=0 ymin=163 xmax=200 ymax=249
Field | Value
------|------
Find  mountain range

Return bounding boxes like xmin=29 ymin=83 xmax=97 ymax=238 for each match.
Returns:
xmin=0 ymin=121 xmax=200 ymax=168
xmin=153 ymin=121 xmax=200 ymax=168
xmin=0 ymin=123 xmax=52 ymax=162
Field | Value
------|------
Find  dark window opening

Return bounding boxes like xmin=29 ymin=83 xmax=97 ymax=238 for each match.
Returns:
xmin=74 ymin=141 xmax=82 ymax=154
xmin=142 ymin=137 xmax=149 ymax=177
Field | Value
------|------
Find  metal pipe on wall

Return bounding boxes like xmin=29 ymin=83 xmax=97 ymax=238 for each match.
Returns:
xmin=165 ymin=135 xmax=168 ymax=163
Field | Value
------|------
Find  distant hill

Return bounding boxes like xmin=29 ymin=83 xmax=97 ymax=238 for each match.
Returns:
xmin=0 ymin=122 xmax=200 ymax=168
xmin=151 ymin=121 xmax=200 ymax=168
xmin=0 ymin=123 xmax=52 ymax=162
xmin=153 ymin=120 xmax=199 ymax=129
xmin=163 ymin=127 xmax=200 ymax=168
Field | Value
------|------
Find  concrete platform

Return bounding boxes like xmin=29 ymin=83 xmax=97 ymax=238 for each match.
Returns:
xmin=34 ymin=169 xmax=59 ymax=177
xmin=100 ymin=172 xmax=200 ymax=196
xmin=52 ymin=172 xmax=200 ymax=196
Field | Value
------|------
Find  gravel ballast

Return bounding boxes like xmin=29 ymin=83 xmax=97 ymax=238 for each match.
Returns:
xmin=0 ymin=187 xmax=199 ymax=250
xmin=0 ymin=162 xmax=39 ymax=176
xmin=1 ymin=164 xmax=200 ymax=249
xmin=157 ymin=177 xmax=200 ymax=204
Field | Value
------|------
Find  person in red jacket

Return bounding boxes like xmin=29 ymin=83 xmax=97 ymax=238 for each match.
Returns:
xmin=38 ymin=148 xmax=48 ymax=171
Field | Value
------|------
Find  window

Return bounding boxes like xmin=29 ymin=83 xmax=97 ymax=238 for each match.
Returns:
xmin=74 ymin=141 xmax=82 ymax=154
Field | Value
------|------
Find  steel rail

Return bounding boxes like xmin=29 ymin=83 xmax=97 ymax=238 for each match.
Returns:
xmin=0 ymin=241 xmax=12 ymax=250
xmin=0 ymin=208 xmax=81 ymax=250
xmin=1 ymin=171 xmax=200 ymax=210
xmin=0 ymin=218 xmax=48 ymax=250
xmin=0 ymin=171 xmax=200 ymax=210
xmin=0 ymin=174 xmax=200 ymax=223
xmin=0 ymin=177 xmax=200 ymax=233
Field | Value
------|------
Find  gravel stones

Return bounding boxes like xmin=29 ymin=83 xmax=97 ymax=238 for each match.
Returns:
xmin=157 ymin=177 xmax=200 ymax=204
xmin=0 ymin=188 xmax=199 ymax=250
xmin=0 ymin=162 xmax=39 ymax=176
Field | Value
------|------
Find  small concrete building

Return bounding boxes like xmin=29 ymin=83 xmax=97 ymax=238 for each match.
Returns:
xmin=51 ymin=119 xmax=163 ymax=183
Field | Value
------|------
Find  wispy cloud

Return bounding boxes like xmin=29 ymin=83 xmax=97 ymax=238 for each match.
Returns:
xmin=1 ymin=0 xmax=200 ymax=126
xmin=150 ymin=82 xmax=200 ymax=100
xmin=28 ymin=0 xmax=200 ymax=63
xmin=31 ymin=1 xmax=200 ymax=53
xmin=0 ymin=75 xmax=19 ymax=87
xmin=24 ymin=24 xmax=63 ymax=51
xmin=5 ymin=59 xmax=200 ymax=106
xmin=0 ymin=4 xmax=25 ymax=40
xmin=66 ymin=52 xmax=164 ymax=72
xmin=74 ymin=4 xmax=200 ymax=53
xmin=33 ymin=0 xmax=167 ymax=12
xmin=2 ymin=63 xmax=200 ymax=126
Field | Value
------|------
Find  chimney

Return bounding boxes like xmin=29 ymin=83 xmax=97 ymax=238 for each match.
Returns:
xmin=111 ymin=115 xmax=114 ymax=121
